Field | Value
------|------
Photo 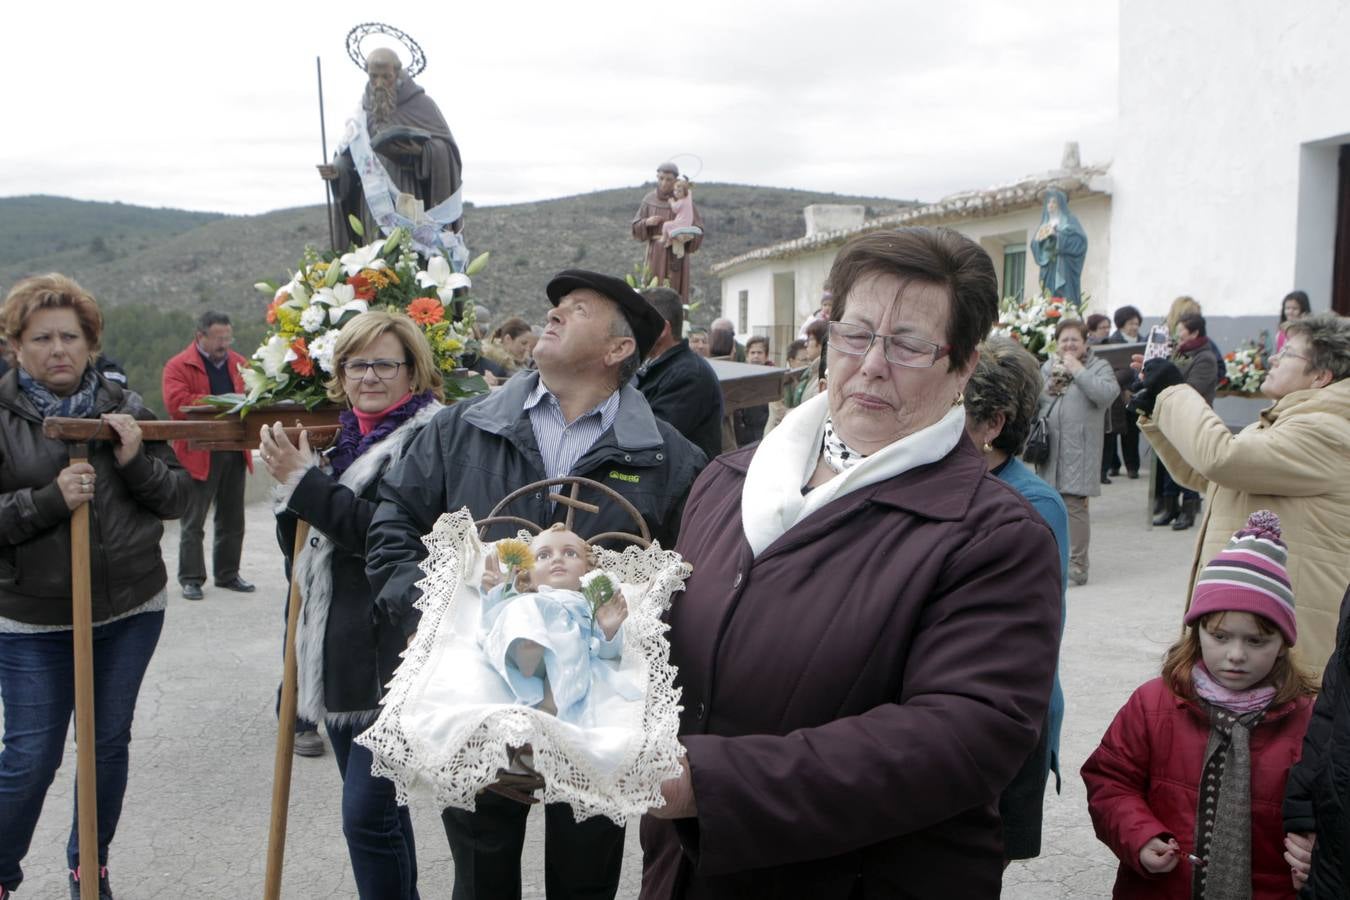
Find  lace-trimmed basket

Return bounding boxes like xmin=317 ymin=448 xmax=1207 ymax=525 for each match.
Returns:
xmin=357 ymin=507 xmax=690 ymax=824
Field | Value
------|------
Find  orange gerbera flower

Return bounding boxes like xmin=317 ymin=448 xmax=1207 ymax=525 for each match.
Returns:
xmin=408 ymin=296 xmax=445 ymax=325
xmin=267 ymin=292 xmax=288 ymax=325
xmin=1046 ymin=308 xmax=1062 ymax=318
xmin=290 ymin=337 xmax=315 ymax=377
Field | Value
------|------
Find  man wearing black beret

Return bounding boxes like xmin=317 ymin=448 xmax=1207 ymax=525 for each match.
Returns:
xmin=367 ymin=269 xmax=705 ymax=899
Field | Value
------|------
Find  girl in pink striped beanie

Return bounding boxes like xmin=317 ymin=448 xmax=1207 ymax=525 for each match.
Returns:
xmin=1082 ymin=510 xmax=1317 ymax=898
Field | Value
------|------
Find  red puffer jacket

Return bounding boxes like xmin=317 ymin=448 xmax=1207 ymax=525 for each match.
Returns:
xmin=1082 ymin=677 xmax=1312 ymax=899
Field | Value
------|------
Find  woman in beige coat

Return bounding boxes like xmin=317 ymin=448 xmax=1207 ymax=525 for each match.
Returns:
xmin=1138 ymin=312 xmax=1350 ymax=673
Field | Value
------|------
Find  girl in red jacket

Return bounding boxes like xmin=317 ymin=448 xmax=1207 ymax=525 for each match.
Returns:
xmin=1082 ymin=511 xmax=1316 ymax=899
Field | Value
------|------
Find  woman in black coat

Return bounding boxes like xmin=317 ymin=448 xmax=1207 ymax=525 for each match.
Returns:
xmin=260 ymin=311 xmax=443 ymax=900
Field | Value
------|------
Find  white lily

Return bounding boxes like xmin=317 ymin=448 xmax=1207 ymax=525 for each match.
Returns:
xmin=313 ymin=283 xmax=356 ymax=307
xmin=254 ymin=335 xmax=292 ymax=379
xmin=240 ymin=366 xmax=271 ymax=398
xmin=339 ymin=240 xmax=388 ymax=277
xmin=329 ymin=299 xmax=370 ymax=325
xmin=416 ymin=255 xmax=472 ymax=303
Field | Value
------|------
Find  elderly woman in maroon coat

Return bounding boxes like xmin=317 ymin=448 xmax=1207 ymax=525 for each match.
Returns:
xmin=640 ymin=227 xmax=1064 ymax=898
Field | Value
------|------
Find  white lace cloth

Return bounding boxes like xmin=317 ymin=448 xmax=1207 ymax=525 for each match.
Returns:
xmin=356 ymin=509 xmax=690 ymax=824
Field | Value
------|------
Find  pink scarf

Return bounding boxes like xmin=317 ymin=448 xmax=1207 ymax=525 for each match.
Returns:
xmin=1192 ymin=662 xmax=1276 ymax=714
xmin=352 ymin=392 xmax=415 ymax=435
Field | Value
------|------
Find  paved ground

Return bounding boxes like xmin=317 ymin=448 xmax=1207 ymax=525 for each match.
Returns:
xmin=5 ymin=463 xmax=1197 ymax=898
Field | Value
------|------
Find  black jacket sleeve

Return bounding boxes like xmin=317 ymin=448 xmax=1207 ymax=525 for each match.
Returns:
xmin=1285 ymin=589 xmax=1350 ymax=833
xmin=365 ymin=419 xmax=451 ymax=637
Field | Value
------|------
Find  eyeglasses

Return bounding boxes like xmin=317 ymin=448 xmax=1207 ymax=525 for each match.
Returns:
xmin=826 ymin=321 xmax=951 ymax=368
xmin=1270 ymin=348 xmax=1307 ymax=364
xmin=341 ymin=358 xmax=408 ymax=380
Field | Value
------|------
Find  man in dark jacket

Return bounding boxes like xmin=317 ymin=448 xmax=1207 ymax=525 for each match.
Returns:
xmin=1284 ymin=584 xmax=1350 ymax=897
xmin=367 ymin=269 xmax=705 ymax=900
xmin=636 ymin=286 xmax=723 ymax=462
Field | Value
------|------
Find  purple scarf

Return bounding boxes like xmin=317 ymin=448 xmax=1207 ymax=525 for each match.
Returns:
xmin=328 ymin=391 xmax=436 ymax=476
xmin=1192 ymin=662 xmax=1276 ymax=714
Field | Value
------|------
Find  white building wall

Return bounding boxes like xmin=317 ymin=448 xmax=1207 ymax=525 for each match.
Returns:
xmin=719 ymin=193 xmax=1114 ymax=339
xmin=1110 ymin=0 xmax=1350 ymax=318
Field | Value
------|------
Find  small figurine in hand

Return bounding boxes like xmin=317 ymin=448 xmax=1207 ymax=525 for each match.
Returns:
xmin=479 ymin=526 xmax=636 ymax=723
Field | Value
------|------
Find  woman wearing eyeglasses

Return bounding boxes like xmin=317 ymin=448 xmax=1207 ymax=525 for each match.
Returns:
xmin=640 ymin=228 xmax=1062 ymax=898
xmin=257 ymin=311 xmax=443 ymax=899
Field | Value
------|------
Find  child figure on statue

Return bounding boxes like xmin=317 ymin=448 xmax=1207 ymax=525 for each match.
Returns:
xmin=660 ymin=177 xmax=703 ymax=259
xmin=479 ymin=525 xmax=638 ymax=727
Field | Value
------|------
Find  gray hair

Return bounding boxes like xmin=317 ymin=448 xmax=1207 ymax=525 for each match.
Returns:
xmin=1284 ymin=312 xmax=1350 ymax=382
xmin=965 ymin=335 xmax=1043 ymax=455
xmin=609 ymin=310 xmax=641 ymax=386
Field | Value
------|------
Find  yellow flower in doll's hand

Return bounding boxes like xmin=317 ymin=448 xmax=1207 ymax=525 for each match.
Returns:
xmin=495 ymin=539 xmax=535 ymax=572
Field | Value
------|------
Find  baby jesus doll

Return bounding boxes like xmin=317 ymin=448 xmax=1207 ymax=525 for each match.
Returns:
xmin=660 ymin=177 xmax=703 ymax=259
xmin=479 ymin=525 xmax=639 ymax=726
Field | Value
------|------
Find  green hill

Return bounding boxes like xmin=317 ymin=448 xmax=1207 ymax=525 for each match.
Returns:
xmin=0 ymin=187 xmax=914 ymax=413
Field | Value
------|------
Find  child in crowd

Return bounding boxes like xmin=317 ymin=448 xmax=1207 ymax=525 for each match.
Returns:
xmin=479 ymin=525 xmax=637 ymax=725
xmin=660 ymin=177 xmax=703 ymax=258
xmin=1082 ymin=511 xmax=1316 ymax=899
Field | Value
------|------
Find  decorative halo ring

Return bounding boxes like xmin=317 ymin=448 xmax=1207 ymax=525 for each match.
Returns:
xmin=346 ymin=22 xmax=426 ymax=78
xmin=665 ymin=153 xmax=704 ymax=181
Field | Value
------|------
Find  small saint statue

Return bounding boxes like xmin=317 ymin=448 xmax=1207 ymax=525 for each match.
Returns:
xmin=631 ymin=162 xmax=704 ymax=303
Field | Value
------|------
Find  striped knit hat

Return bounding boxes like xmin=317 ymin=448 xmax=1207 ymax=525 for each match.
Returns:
xmin=1184 ymin=510 xmax=1297 ymax=646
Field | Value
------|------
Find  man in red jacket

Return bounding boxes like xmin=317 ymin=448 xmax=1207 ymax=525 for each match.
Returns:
xmin=162 ymin=311 xmax=254 ymax=600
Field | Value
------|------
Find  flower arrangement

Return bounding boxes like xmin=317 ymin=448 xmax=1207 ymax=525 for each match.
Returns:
xmin=994 ymin=291 xmax=1079 ymax=359
xmin=208 ymin=225 xmax=490 ymax=414
xmin=1223 ymin=342 xmax=1267 ymax=395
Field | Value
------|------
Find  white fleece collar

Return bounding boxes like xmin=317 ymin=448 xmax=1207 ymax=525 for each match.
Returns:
xmin=740 ymin=392 xmax=965 ymax=557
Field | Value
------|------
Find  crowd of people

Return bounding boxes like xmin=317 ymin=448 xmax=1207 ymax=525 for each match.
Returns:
xmin=1 ymin=229 xmax=1349 ymax=899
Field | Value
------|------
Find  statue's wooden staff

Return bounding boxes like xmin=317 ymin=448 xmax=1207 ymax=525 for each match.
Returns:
xmin=474 ymin=475 xmax=652 ymax=804
xmin=316 ymin=55 xmax=335 ymax=253
xmin=42 ymin=417 xmax=338 ymax=900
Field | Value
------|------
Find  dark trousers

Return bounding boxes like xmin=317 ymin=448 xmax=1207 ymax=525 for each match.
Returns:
xmin=442 ymin=789 xmax=624 ymax=900
xmin=0 ymin=609 xmax=164 ymax=891
xmin=1102 ymin=419 xmax=1141 ymax=476
xmin=330 ymin=721 xmax=421 ymax=899
xmin=1159 ymin=464 xmax=1200 ymax=502
xmin=178 ymin=451 xmax=246 ymax=586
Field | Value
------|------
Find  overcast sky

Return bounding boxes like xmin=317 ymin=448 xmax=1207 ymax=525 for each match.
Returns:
xmin=4 ymin=0 xmax=1117 ymax=214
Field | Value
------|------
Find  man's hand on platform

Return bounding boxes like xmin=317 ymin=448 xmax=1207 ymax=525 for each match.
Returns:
xmin=102 ymin=413 xmax=143 ymax=467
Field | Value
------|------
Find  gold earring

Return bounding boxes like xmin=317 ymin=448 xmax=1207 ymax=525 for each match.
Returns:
xmin=982 ymin=442 xmax=993 ymax=453
xmin=952 ymin=391 xmax=965 ymax=407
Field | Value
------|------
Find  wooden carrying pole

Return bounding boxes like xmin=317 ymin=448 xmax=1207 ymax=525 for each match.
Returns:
xmin=69 ymin=445 xmax=100 ymax=900
xmin=263 ymin=520 xmax=311 ymax=900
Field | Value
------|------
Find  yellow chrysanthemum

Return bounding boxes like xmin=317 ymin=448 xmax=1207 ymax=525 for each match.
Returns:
xmin=495 ymin=538 xmax=535 ymax=571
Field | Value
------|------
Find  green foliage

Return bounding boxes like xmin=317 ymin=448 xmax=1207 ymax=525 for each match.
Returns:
xmin=100 ymin=305 xmax=266 ymax=417
xmin=0 ymin=196 xmax=221 ymax=268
